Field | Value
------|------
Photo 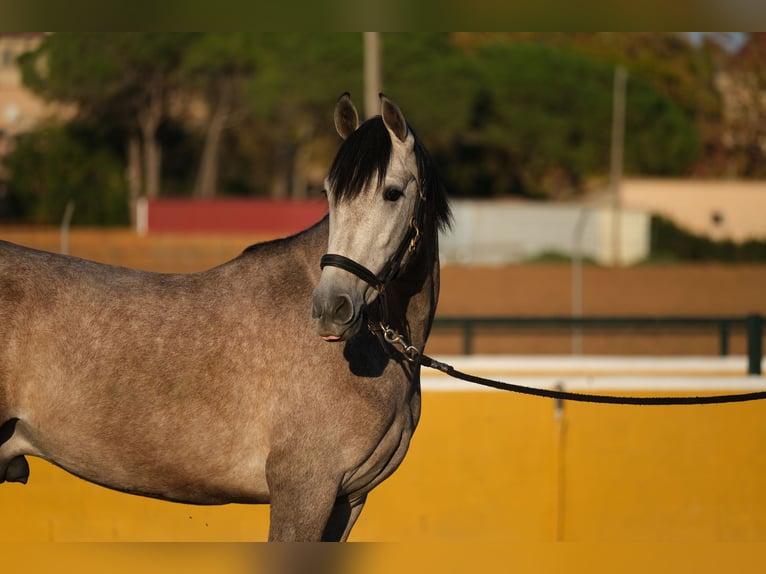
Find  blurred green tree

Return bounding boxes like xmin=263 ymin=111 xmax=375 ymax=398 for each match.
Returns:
xmin=3 ymin=125 xmax=128 ymax=225
xmin=246 ymin=33 xmax=363 ymax=198
xmin=720 ymin=32 xmax=766 ymax=177
xmin=179 ymin=33 xmax=260 ymax=198
xmin=18 ymin=33 xmax=198 ymax=219
xmin=385 ymin=37 xmax=700 ymax=198
xmin=453 ymin=33 xmax=721 ymax=178
xmin=3 ymin=33 xmax=718 ymax=224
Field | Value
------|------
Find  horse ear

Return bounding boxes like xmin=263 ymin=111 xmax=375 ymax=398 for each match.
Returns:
xmin=380 ymin=93 xmax=408 ymax=142
xmin=334 ymin=92 xmax=359 ymax=140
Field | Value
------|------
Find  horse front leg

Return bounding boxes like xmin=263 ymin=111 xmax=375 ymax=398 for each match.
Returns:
xmin=0 ymin=418 xmax=30 ymax=484
xmin=267 ymin=489 xmax=339 ymax=541
xmin=266 ymin=454 xmax=342 ymax=542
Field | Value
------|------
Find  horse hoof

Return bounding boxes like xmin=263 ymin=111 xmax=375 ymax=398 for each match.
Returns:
xmin=5 ymin=455 xmax=29 ymax=484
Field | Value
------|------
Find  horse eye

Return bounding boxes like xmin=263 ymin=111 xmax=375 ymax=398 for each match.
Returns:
xmin=383 ymin=187 xmax=404 ymax=202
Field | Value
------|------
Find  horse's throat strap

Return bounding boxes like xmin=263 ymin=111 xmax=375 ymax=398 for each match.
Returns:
xmin=320 ymin=254 xmax=384 ymax=292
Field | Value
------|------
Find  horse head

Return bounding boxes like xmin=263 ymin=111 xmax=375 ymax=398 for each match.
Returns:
xmin=312 ymin=93 xmax=424 ymax=342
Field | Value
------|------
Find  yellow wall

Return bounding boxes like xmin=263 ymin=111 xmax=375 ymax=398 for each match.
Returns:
xmin=358 ymin=389 xmax=766 ymax=542
xmin=3 ymin=387 xmax=766 ymax=573
xmin=3 ymin=388 xmax=766 ymax=543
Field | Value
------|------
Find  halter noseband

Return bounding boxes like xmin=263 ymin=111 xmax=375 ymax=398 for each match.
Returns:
xmin=319 ymin=253 xmax=385 ymax=292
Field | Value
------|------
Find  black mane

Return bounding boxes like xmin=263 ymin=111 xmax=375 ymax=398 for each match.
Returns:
xmin=328 ymin=116 xmax=452 ymax=233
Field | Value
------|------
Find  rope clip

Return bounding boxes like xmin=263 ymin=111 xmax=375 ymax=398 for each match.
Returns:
xmin=381 ymin=323 xmax=421 ymax=363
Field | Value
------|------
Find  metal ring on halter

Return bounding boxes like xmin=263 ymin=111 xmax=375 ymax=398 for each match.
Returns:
xmin=401 ymin=344 xmax=420 ymax=363
xmin=382 ymin=326 xmax=400 ymax=345
xmin=408 ymin=219 xmax=421 ymax=254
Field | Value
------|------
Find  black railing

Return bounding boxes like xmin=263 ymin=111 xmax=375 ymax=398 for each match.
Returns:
xmin=432 ymin=314 xmax=764 ymax=375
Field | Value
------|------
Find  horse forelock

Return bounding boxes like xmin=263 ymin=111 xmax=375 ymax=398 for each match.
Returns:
xmin=328 ymin=116 xmax=391 ymax=203
xmin=328 ymin=116 xmax=452 ymax=234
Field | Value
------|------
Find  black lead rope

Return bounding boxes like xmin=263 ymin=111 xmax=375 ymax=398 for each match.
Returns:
xmin=419 ymin=353 xmax=766 ymax=406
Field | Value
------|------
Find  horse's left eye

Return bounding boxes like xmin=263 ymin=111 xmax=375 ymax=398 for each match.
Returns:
xmin=383 ymin=187 xmax=404 ymax=202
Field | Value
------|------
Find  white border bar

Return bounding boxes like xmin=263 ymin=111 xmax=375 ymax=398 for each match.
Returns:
xmin=420 ymin=355 xmax=766 ymax=393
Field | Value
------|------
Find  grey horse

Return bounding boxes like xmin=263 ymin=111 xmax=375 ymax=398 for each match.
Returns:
xmin=0 ymin=93 xmax=450 ymax=541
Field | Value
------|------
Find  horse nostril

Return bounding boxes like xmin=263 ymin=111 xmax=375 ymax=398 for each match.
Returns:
xmin=312 ymin=291 xmax=356 ymax=327
xmin=332 ymin=294 xmax=354 ymax=325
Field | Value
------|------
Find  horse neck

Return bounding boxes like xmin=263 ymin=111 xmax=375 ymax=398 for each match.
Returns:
xmin=384 ymin=228 xmax=440 ymax=353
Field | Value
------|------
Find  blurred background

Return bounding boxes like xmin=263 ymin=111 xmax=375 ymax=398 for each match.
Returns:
xmin=1 ymin=33 xmax=766 ymax=549
xmin=2 ymin=32 xmax=765 ymax=354
xmin=0 ymin=33 xmax=764 ymax=238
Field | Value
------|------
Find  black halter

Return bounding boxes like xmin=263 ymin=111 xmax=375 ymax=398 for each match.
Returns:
xmin=319 ymin=170 xmax=427 ymax=298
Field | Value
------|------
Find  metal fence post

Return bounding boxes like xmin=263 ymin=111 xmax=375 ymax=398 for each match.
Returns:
xmin=719 ymin=320 xmax=729 ymax=357
xmin=747 ymin=314 xmax=762 ymax=375
xmin=463 ymin=321 xmax=474 ymax=356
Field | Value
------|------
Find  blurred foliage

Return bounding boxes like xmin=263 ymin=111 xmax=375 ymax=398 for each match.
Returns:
xmin=19 ymin=32 xmax=198 ymax=129
xmin=0 ymin=32 xmax=754 ymax=225
xmin=524 ymin=250 xmax=599 ymax=265
xmin=650 ymin=215 xmax=766 ymax=262
xmin=245 ymin=33 xmax=364 ymax=198
xmin=2 ymin=124 xmax=128 ymax=225
xmin=454 ymin=33 xmax=722 ymax=174
xmin=719 ymin=32 xmax=766 ymax=177
xmin=401 ymin=40 xmax=699 ymax=198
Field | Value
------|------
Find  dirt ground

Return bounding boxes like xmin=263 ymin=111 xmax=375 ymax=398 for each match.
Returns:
xmin=1 ymin=228 xmax=763 ymax=357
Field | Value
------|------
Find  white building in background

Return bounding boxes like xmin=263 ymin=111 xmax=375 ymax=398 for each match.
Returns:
xmin=439 ymin=178 xmax=766 ymax=266
xmin=439 ymin=199 xmax=650 ymax=266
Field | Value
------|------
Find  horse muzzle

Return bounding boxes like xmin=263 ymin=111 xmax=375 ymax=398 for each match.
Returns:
xmin=312 ymin=253 xmax=384 ymax=342
xmin=311 ymin=284 xmax=364 ymax=342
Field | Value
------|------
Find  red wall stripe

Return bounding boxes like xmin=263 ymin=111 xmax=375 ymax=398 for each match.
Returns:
xmin=147 ymin=198 xmax=328 ymax=235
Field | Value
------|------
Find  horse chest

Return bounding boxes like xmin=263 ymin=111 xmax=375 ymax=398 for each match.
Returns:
xmin=339 ymin=389 xmax=420 ymax=498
